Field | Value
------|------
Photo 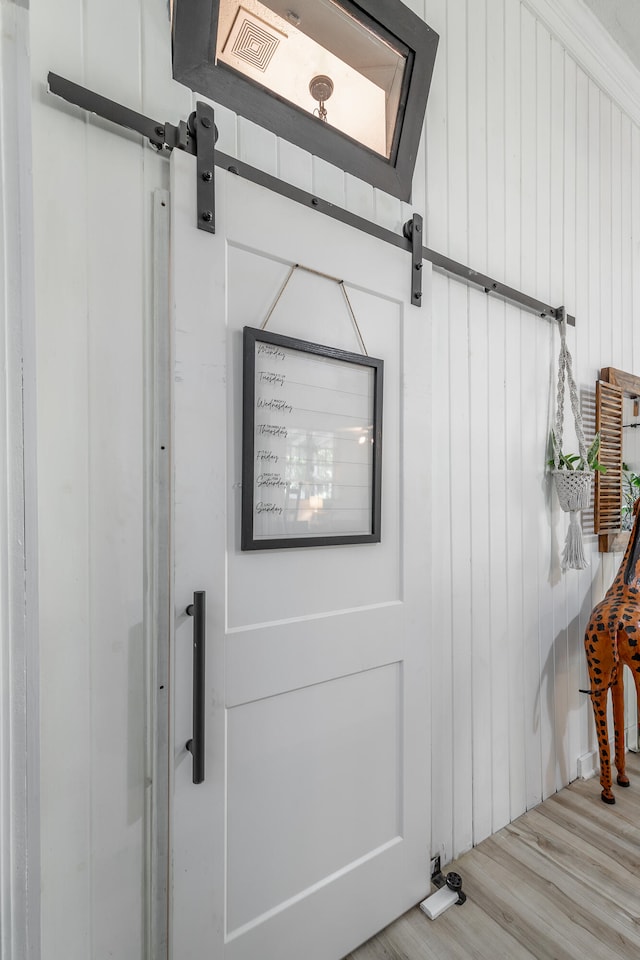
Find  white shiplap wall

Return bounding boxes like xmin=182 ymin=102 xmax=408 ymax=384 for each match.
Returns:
xmin=30 ymin=1 xmax=190 ymax=956
xmin=1 ymin=4 xmax=40 ymax=960
xmin=425 ymin=0 xmax=640 ymax=864
xmin=29 ymin=0 xmax=640 ymax=953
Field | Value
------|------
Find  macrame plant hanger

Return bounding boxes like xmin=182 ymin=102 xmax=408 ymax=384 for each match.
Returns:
xmin=260 ymin=263 xmax=369 ymax=356
xmin=552 ymin=307 xmax=592 ymax=571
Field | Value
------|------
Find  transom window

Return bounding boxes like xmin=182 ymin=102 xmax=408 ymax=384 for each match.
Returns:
xmin=172 ymin=0 xmax=439 ymax=200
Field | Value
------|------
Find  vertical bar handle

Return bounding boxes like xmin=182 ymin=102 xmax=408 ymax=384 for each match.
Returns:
xmin=185 ymin=590 xmax=206 ymax=784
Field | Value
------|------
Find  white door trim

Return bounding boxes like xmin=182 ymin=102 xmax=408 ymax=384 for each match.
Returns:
xmin=146 ymin=189 xmax=172 ymax=960
xmin=0 ymin=3 xmax=41 ymax=959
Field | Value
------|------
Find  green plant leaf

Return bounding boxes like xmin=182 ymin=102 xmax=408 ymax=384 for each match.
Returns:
xmin=587 ymin=434 xmax=601 ymax=466
xmin=548 ymin=430 xmax=606 ymax=473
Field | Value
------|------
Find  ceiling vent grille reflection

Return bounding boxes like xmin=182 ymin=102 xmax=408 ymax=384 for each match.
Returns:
xmin=227 ymin=11 xmax=283 ymax=72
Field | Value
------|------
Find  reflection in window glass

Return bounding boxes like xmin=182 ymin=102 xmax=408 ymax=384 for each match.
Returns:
xmin=216 ymin=0 xmax=408 ymax=158
xmin=252 ymin=342 xmax=375 ymax=541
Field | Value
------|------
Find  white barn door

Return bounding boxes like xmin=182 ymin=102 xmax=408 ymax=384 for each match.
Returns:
xmin=171 ymin=149 xmax=431 ymax=960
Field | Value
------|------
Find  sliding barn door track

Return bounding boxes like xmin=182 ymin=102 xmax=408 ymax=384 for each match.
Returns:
xmin=46 ymin=72 xmax=574 ymax=326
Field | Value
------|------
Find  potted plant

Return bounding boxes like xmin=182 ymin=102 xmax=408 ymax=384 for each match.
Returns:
xmin=548 ymin=431 xmax=606 ymax=512
xmin=548 ymin=431 xmax=606 ymax=571
xmin=549 ymin=430 xmax=606 ymax=474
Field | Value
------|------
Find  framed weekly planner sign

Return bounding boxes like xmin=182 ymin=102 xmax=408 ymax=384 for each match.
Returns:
xmin=241 ymin=327 xmax=384 ymax=550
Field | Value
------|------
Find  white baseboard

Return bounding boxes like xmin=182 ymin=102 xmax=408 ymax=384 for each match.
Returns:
xmin=577 ymin=729 xmax=639 ymax=780
xmin=577 ymin=750 xmax=598 ymax=780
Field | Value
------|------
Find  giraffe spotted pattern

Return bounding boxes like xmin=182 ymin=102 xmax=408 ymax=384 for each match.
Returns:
xmin=585 ymin=498 xmax=640 ymax=803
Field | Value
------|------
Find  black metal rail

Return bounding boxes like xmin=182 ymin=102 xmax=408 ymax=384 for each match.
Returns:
xmin=46 ymin=72 xmax=575 ymax=326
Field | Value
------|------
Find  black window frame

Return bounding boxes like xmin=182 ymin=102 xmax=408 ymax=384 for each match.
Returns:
xmin=172 ymin=0 xmax=439 ymax=201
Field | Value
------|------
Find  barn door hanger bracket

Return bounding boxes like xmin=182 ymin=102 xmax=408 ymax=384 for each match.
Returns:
xmin=46 ymin=72 xmax=217 ymax=234
xmin=193 ymin=102 xmax=216 ymax=234
xmin=403 ymin=215 xmax=423 ymax=306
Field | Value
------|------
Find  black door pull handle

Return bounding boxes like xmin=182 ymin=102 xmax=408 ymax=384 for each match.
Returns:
xmin=185 ymin=590 xmax=205 ymax=784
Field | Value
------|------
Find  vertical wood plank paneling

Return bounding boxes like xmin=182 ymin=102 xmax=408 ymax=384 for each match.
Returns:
xmin=562 ymin=53 xmax=583 ymax=785
xmin=468 ymin=282 xmax=492 ymax=845
xmin=311 ymin=157 xmax=346 ymax=209
xmin=467 ymin=0 xmax=488 ymax=275
xmin=563 ymin=54 xmax=578 ymax=328
xmin=610 ymin=106 xmax=622 ymax=368
xmin=580 ymin=77 xmax=605 ymax=764
xmin=599 ymin=95 xmax=613 ymax=366
xmin=430 ymin=271 xmax=454 ymax=862
xmin=278 ymin=140 xmax=313 ymax=193
xmin=430 ymin=272 xmax=454 ymax=866
xmin=587 ymin=81 xmax=601 ymax=379
xmin=344 ymin=173 xmax=375 ymax=222
xmin=31 ymin=2 xmax=92 ymax=956
xmin=238 ymin=116 xmax=278 ymax=176
xmin=85 ymin=1 xmax=146 ymax=956
xmin=519 ymin=5 xmax=544 ymax=813
xmin=32 ymin=0 xmax=182 ymax=955
xmin=486 ymin=0 xmax=511 ymax=837
xmin=449 ymin=267 xmax=473 ymax=855
xmin=402 ymin=0 xmax=426 ymax=20
xmin=467 ymin=0 xmax=493 ymax=848
xmin=427 ymin=0 xmax=453 ymax=866
xmin=548 ymin=38 xmax=567 ymax=796
xmin=405 ymin=0 xmax=427 ymax=220
xmin=424 ymin=0 xmax=448 ymax=252
xmin=620 ymin=115 xmax=632 ymax=371
xmin=210 ymin=101 xmax=238 ymax=158
xmin=410 ymin=127 xmax=427 ymax=224
xmin=373 ymin=188 xmax=403 ymax=235
xmin=534 ymin=22 xmax=556 ymax=804
xmin=446 ymin=0 xmax=473 ymax=860
xmin=572 ymin=66 xmax=594 ymax=772
xmin=446 ymin=0 xmax=469 ymax=265
xmin=587 ymin=79 xmax=607 ymax=634
xmin=503 ymin=0 xmax=527 ymax=825
xmin=0 ymin=6 xmax=40 ymax=957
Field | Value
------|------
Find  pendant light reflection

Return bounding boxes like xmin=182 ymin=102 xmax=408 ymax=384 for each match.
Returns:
xmin=309 ymin=74 xmax=334 ymax=123
xmin=216 ymin=0 xmax=401 ymax=157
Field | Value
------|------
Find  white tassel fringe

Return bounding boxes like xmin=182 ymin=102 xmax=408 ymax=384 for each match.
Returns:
xmin=561 ymin=510 xmax=588 ymax=571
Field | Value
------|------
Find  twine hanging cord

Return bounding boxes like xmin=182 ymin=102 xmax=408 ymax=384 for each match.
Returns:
xmin=550 ymin=307 xmax=592 ymax=571
xmin=552 ymin=308 xmax=589 ymax=470
xmin=259 ymin=263 xmax=369 ymax=357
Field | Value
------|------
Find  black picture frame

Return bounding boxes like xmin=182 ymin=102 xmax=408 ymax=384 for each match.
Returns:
xmin=241 ymin=326 xmax=383 ymax=550
xmin=172 ymin=0 xmax=439 ymax=201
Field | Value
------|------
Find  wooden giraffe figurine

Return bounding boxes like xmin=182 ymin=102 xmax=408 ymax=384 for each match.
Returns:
xmin=585 ymin=497 xmax=640 ymax=804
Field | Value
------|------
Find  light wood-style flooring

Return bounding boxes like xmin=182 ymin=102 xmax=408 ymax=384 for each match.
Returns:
xmin=346 ymin=752 xmax=640 ymax=960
